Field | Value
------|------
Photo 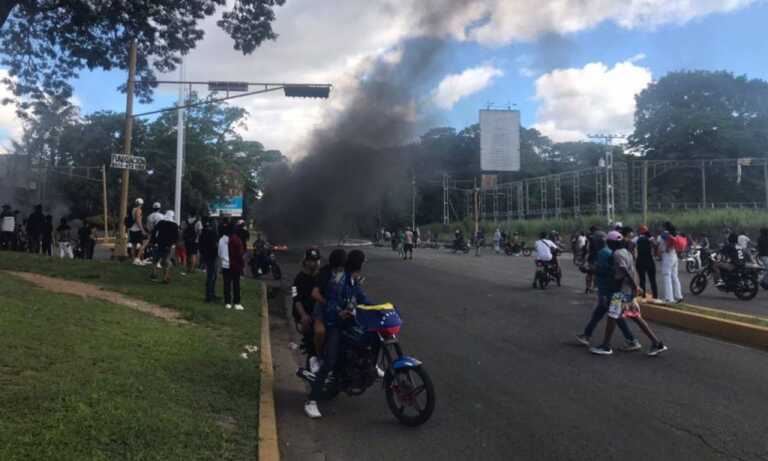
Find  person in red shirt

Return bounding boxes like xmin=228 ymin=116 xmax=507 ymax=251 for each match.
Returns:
xmin=225 ymin=221 xmax=246 ymax=310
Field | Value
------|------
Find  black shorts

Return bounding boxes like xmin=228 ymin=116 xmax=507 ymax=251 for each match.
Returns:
xmin=157 ymin=245 xmax=173 ymax=266
xmin=185 ymin=241 xmax=199 ymax=255
xmin=129 ymin=231 xmax=145 ymax=245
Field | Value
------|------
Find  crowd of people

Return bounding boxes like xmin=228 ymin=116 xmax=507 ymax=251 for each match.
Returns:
xmin=291 ymin=247 xmax=374 ymax=419
xmin=1 ymin=203 xmax=95 ymax=259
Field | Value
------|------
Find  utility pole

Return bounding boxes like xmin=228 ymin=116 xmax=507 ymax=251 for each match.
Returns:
xmin=102 ymin=165 xmax=109 ymax=240
xmin=474 ymin=177 xmax=480 ymax=235
xmin=115 ymin=40 xmax=137 ymax=259
xmin=701 ymin=160 xmax=707 ymax=209
xmin=589 ymin=134 xmax=624 ymax=224
xmin=174 ymin=59 xmax=185 ymax=221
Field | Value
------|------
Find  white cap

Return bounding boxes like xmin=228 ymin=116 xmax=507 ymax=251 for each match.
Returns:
xmin=152 ymin=202 xmax=161 ymax=210
xmin=164 ymin=210 xmax=175 ymax=222
xmin=135 ymin=198 xmax=144 ymax=205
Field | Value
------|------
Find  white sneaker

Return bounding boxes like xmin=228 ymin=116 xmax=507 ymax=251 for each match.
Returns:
xmin=133 ymin=258 xmax=141 ymax=265
xmin=376 ymin=365 xmax=385 ymax=378
xmin=234 ymin=304 xmax=245 ymax=311
xmin=304 ymin=400 xmax=322 ymax=419
xmin=309 ymin=356 xmax=322 ymax=374
xmin=225 ymin=304 xmax=232 ymax=309
xmin=155 ymin=262 xmax=162 ymax=269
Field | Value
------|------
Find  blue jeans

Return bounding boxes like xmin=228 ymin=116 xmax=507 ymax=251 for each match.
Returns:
xmin=204 ymin=258 xmax=217 ymax=301
xmin=583 ymin=293 xmax=635 ymax=341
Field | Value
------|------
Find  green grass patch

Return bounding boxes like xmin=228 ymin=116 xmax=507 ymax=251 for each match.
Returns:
xmin=0 ymin=253 xmax=264 ymax=460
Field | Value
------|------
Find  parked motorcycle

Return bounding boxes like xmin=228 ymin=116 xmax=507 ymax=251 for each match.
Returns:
xmin=297 ymin=303 xmax=436 ymax=426
xmin=504 ymin=240 xmax=532 ymax=257
xmin=684 ymin=246 xmax=713 ymax=273
xmin=690 ymin=260 xmax=761 ymax=300
xmin=250 ymin=245 xmax=282 ymax=280
xmin=447 ymin=237 xmax=470 ymax=254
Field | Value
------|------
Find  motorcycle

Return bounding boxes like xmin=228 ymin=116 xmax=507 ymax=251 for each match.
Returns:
xmin=297 ymin=303 xmax=436 ymax=427
xmin=504 ymin=240 xmax=532 ymax=257
xmin=534 ymin=251 xmax=562 ymax=289
xmin=250 ymin=245 xmax=282 ymax=280
xmin=690 ymin=257 xmax=761 ymax=300
xmin=683 ymin=246 xmax=713 ymax=273
xmin=447 ymin=237 xmax=470 ymax=254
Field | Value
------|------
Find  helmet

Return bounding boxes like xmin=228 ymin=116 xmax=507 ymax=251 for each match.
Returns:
xmin=607 ymin=231 xmax=623 ymax=242
xmin=135 ymin=198 xmax=144 ymax=205
xmin=165 ymin=210 xmax=175 ymax=222
xmin=304 ymin=247 xmax=321 ymax=261
xmin=152 ymin=202 xmax=161 ymax=210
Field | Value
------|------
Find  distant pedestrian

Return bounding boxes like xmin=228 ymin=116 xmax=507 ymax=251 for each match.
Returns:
xmin=200 ymin=217 xmax=219 ymax=303
xmin=127 ymin=198 xmax=147 ymax=265
xmin=42 ymin=215 xmax=53 ymax=256
xmin=474 ymin=228 xmax=485 ymax=256
xmin=151 ymin=211 xmax=179 ymax=283
xmin=56 ymin=217 xmax=74 ymax=259
xmin=220 ymin=222 xmax=245 ymax=310
xmin=78 ymin=221 xmax=95 ymax=259
xmin=175 ymin=238 xmax=187 ymax=273
xmin=1 ymin=204 xmax=15 ymax=250
xmin=659 ymin=222 xmax=683 ymax=303
xmin=183 ymin=210 xmax=203 ymax=273
xmin=403 ymin=227 xmax=414 ymax=260
xmin=26 ymin=204 xmax=45 ymax=254
xmin=634 ymin=225 xmax=658 ymax=299
xmin=494 ymin=228 xmax=502 ymax=254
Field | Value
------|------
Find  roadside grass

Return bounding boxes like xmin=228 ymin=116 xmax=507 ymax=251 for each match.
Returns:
xmin=0 ymin=253 xmax=263 ymax=460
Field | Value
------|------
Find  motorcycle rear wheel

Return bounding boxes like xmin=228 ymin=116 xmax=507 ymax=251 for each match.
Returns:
xmin=690 ymin=273 xmax=707 ymax=295
xmin=685 ymin=260 xmax=697 ymax=274
xmin=385 ymin=365 xmax=435 ymax=427
xmin=735 ymin=276 xmax=759 ymax=301
xmin=522 ymin=248 xmax=532 ymax=257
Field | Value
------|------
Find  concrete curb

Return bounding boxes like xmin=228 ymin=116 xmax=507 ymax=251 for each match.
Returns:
xmin=640 ymin=301 xmax=768 ymax=350
xmin=258 ymin=282 xmax=280 ymax=461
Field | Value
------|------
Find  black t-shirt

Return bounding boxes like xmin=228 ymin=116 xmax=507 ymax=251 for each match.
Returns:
xmin=315 ymin=265 xmax=334 ymax=299
xmin=722 ymin=244 xmax=745 ymax=266
xmin=636 ymin=235 xmax=653 ymax=262
xmin=758 ymin=235 xmax=768 ymax=257
xmin=154 ymin=220 xmax=179 ymax=247
xmin=292 ymin=271 xmax=317 ymax=321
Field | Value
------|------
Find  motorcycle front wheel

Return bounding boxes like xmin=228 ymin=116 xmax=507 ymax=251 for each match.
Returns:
xmin=690 ymin=273 xmax=707 ymax=295
xmin=385 ymin=365 xmax=435 ymax=427
xmin=735 ymin=276 xmax=759 ymax=301
xmin=522 ymin=248 xmax=532 ymax=257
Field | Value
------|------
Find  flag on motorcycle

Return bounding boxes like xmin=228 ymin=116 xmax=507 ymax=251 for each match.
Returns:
xmin=355 ymin=303 xmax=402 ymax=332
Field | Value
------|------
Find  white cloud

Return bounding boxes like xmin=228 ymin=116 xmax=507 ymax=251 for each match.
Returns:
xmin=532 ymin=59 xmax=652 ymax=142
xmin=432 ymin=65 xmax=503 ymax=110
xmin=0 ymin=70 xmax=23 ymax=147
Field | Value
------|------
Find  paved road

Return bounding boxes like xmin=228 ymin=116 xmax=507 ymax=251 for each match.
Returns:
xmin=271 ymin=246 xmax=768 ymax=461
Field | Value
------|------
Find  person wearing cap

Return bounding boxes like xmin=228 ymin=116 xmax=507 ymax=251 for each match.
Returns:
xmin=590 ymin=230 xmax=668 ymax=357
xmin=151 ymin=211 xmax=179 ymax=283
xmin=293 ymin=248 xmax=322 ymax=367
xmin=634 ymin=224 xmax=658 ymax=299
xmin=576 ymin=230 xmax=640 ymax=352
xmin=128 ymin=198 xmax=147 ymax=265
xmin=146 ymin=202 xmax=164 ymax=268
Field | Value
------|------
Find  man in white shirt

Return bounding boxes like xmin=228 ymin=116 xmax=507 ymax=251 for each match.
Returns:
xmin=218 ymin=226 xmax=231 ymax=307
xmin=533 ymin=231 xmax=559 ymax=288
xmin=0 ymin=204 xmax=15 ymax=250
xmin=403 ymin=227 xmax=414 ymax=260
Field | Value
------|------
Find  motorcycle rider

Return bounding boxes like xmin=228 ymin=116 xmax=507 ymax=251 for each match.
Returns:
xmin=305 ymin=249 xmax=373 ymax=419
xmin=533 ymin=231 xmax=559 ymax=288
xmin=758 ymin=228 xmax=768 ymax=288
xmin=712 ymin=233 xmax=745 ymax=287
xmin=309 ymin=249 xmax=347 ymax=375
xmin=453 ymin=228 xmax=465 ymax=251
xmin=293 ymin=247 xmax=322 ymax=357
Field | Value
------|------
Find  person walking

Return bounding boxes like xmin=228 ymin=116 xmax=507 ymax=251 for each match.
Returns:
xmin=1 ymin=204 xmax=15 ymax=250
xmin=200 ymin=218 xmax=219 ymax=303
xmin=55 ymin=217 xmax=74 ymax=259
xmin=128 ymin=198 xmax=147 ymax=265
xmin=635 ymin=224 xmax=658 ymax=300
xmin=659 ymin=222 xmax=683 ymax=303
xmin=78 ymin=221 xmax=95 ymax=259
xmin=183 ymin=210 xmax=203 ymax=273
xmin=151 ymin=211 xmax=180 ymax=284
xmin=403 ymin=227 xmax=414 ymax=260
xmin=493 ymin=228 xmax=502 ymax=254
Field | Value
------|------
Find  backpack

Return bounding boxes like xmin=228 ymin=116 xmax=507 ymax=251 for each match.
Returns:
xmin=124 ymin=208 xmax=134 ymax=228
xmin=183 ymin=218 xmax=198 ymax=241
xmin=672 ymin=235 xmax=687 ymax=253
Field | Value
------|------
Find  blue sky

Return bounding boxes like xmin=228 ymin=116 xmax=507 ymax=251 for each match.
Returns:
xmin=2 ymin=0 xmax=767 ymax=155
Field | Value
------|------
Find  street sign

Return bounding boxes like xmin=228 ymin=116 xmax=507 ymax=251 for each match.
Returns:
xmin=111 ymin=154 xmax=146 ymax=171
xmin=208 ymin=81 xmax=249 ymax=92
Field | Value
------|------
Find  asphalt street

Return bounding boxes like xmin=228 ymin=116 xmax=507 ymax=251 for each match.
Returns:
xmin=271 ymin=245 xmax=768 ymax=461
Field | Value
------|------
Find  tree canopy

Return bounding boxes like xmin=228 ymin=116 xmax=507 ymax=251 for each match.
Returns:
xmin=0 ymin=0 xmax=286 ymax=111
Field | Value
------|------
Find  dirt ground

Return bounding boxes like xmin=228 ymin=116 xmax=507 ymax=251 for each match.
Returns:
xmin=5 ymin=271 xmax=189 ymax=324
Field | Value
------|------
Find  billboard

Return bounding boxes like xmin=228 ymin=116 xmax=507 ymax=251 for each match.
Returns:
xmin=208 ymin=196 xmax=243 ymax=218
xmin=480 ymin=109 xmax=520 ymax=172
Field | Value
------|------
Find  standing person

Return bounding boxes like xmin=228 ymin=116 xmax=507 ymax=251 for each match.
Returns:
xmin=493 ymin=228 xmax=502 ymax=254
xmin=220 ymin=222 xmax=245 ymax=310
xmin=42 ymin=215 xmax=53 ymax=256
xmin=576 ymin=231 xmax=640 ymax=352
xmin=474 ymin=228 xmax=485 ymax=256
xmin=308 ymin=248 xmax=347 ymax=378
xmin=146 ymin=202 xmax=164 ymax=268
xmin=634 ymin=225 xmax=658 ymax=300
xmin=403 ymin=227 xmax=414 ymax=260
xmin=659 ymin=222 xmax=683 ymax=303
xmin=590 ymin=230 xmax=668 ymax=356
xmin=55 ymin=217 xmax=74 ymax=259
xmin=183 ymin=210 xmax=203 ymax=274
xmin=128 ymin=198 xmax=147 ymax=265
xmin=199 ymin=218 xmax=220 ymax=303
xmin=151 ymin=211 xmax=180 ymax=284
xmin=583 ymin=226 xmax=601 ymax=294
xmin=757 ymin=228 xmax=768 ymax=288
xmin=78 ymin=222 xmax=95 ymax=259
xmin=1 ymin=204 xmax=15 ymax=250
xmin=26 ymin=204 xmax=45 ymax=254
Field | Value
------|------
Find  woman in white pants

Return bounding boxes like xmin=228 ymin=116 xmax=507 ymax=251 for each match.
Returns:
xmin=659 ymin=230 xmax=683 ymax=303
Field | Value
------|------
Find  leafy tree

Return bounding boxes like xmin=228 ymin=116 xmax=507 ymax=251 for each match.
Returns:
xmin=629 ymin=70 xmax=768 ymax=159
xmin=0 ymin=0 xmax=286 ymax=111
